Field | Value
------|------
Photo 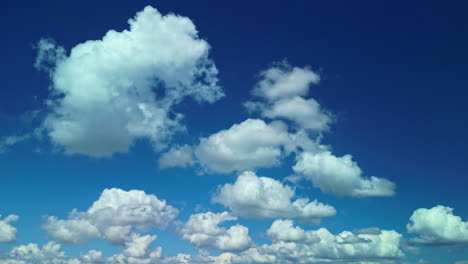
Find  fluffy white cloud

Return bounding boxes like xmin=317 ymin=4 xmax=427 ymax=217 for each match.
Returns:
xmin=252 ymin=63 xmax=320 ymax=101
xmin=0 ymin=214 xmax=19 ymax=243
xmin=261 ymin=96 xmax=332 ymax=131
xmin=3 ymin=241 xmax=164 ymax=264
xmin=179 ymin=211 xmax=253 ymax=252
xmin=42 ymin=188 xmax=178 ymax=245
xmin=194 ymin=119 xmax=294 ymax=173
xmin=266 ymin=219 xmax=319 ymax=243
xmin=36 ymin=6 xmax=223 ymax=157
xmin=158 ymin=145 xmax=195 ymax=168
xmin=222 ymin=220 xmax=404 ymax=264
xmin=212 ymin=171 xmax=336 ymax=223
xmin=293 ymin=151 xmax=395 ymax=197
xmin=3 ymin=241 xmax=78 ymax=264
xmin=245 ymin=64 xmax=331 ymax=132
xmin=407 ymin=205 xmax=468 ymax=245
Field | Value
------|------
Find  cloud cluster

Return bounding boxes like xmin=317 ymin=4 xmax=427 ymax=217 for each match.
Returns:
xmin=179 ymin=211 xmax=253 ymax=252
xmin=42 ymin=188 xmax=178 ymax=245
xmin=159 ymin=63 xmax=395 ymax=199
xmin=212 ymin=171 xmax=336 ymax=223
xmin=2 ymin=240 xmax=164 ymax=264
xmin=218 ymin=220 xmax=404 ymax=264
xmin=0 ymin=214 xmax=19 ymax=243
xmin=407 ymin=205 xmax=468 ymax=245
xmin=36 ymin=6 xmax=223 ymax=157
xmin=3 ymin=242 xmax=76 ymax=264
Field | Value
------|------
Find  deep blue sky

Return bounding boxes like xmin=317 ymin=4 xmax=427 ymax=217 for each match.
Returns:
xmin=1 ymin=1 xmax=467 ymax=263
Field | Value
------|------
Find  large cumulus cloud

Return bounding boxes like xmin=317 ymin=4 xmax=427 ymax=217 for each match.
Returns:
xmin=35 ymin=6 xmax=223 ymax=157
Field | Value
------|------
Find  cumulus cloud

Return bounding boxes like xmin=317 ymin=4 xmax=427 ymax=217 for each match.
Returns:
xmin=245 ymin=64 xmax=331 ymax=132
xmin=293 ymin=151 xmax=395 ymax=197
xmin=0 ymin=214 xmax=19 ymax=243
xmin=158 ymin=145 xmax=195 ymax=168
xmin=179 ymin=211 xmax=253 ymax=252
xmin=42 ymin=188 xmax=178 ymax=245
xmin=3 ymin=241 xmax=77 ymax=264
xmin=261 ymin=96 xmax=332 ymax=131
xmin=193 ymin=119 xmax=294 ymax=173
xmin=212 ymin=171 xmax=336 ymax=223
xmin=222 ymin=220 xmax=404 ymax=264
xmin=407 ymin=205 xmax=468 ymax=245
xmin=2 ymin=240 xmax=164 ymax=264
xmin=266 ymin=219 xmax=319 ymax=243
xmin=252 ymin=63 xmax=320 ymax=101
xmin=36 ymin=6 xmax=223 ymax=157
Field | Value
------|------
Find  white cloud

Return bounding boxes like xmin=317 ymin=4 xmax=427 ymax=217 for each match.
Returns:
xmin=194 ymin=119 xmax=294 ymax=173
xmin=252 ymin=63 xmax=320 ymax=101
xmin=407 ymin=205 xmax=468 ymax=245
xmin=212 ymin=171 xmax=336 ymax=223
xmin=179 ymin=211 xmax=253 ymax=252
xmin=3 ymin=240 xmax=164 ymax=264
xmin=293 ymin=151 xmax=395 ymax=197
xmin=158 ymin=145 xmax=195 ymax=168
xmin=0 ymin=214 xmax=19 ymax=243
xmin=245 ymin=64 xmax=331 ymax=132
xmin=223 ymin=220 xmax=404 ymax=264
xmin=4 ymin=241 xmax=78 ymax=264
xmin=42 ymin=188 xmax=178 ymax=245
xmin=266 ymin=219 xmax=319 ymax=243
xmin=36 ymin=6 xmax=223 ymax=157
xmin=122 ymin=234 xmax=158 ymax=258
xmin=261 ymin=96 xmax=332 ymax=131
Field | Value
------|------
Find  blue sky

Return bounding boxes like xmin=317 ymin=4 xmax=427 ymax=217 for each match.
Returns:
xmin=0 ymin=1 xmax=467 ymax=263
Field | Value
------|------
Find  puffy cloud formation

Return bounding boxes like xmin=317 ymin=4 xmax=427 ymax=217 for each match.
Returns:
xmin=245 ymin=64 xmax=331 ymax=132
xmin=42 ymin=188 xmax=178 ymax=245
xmin=193 ymin=119 xmax=294 ymax=173
xmin=293 ymin=151 xmax=395 ymax=197
xmin=261 ymin=96 xmax=332 ymax=131
xmin=36 ymin=6 xmax=223 ymax=157
xmin=407 ymin=205 xmax=468 ymax=245
xmin=159 ymin=119 xmax=325 ymax=173
xmin=2 ymin=240 xmax=164 ymax=264
xmin=219 ymin=220 xmax=404 ymax=264
xmin=212 ymin=171 xmax=336 ymax=223
xmin=266 ymin=219 xmax=320 ymax=243
xmin=157 ymin=61 xmax=394 ymax=200
xmin=3 ymin=242 xmax=77 ymax=264
xmin=252 ymin=63 xmax=320 ymax=101
xmin=179 ymin=211 xmax=253 ymax=252
xmin=0 ymin=214 xmax=19 ymax=243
